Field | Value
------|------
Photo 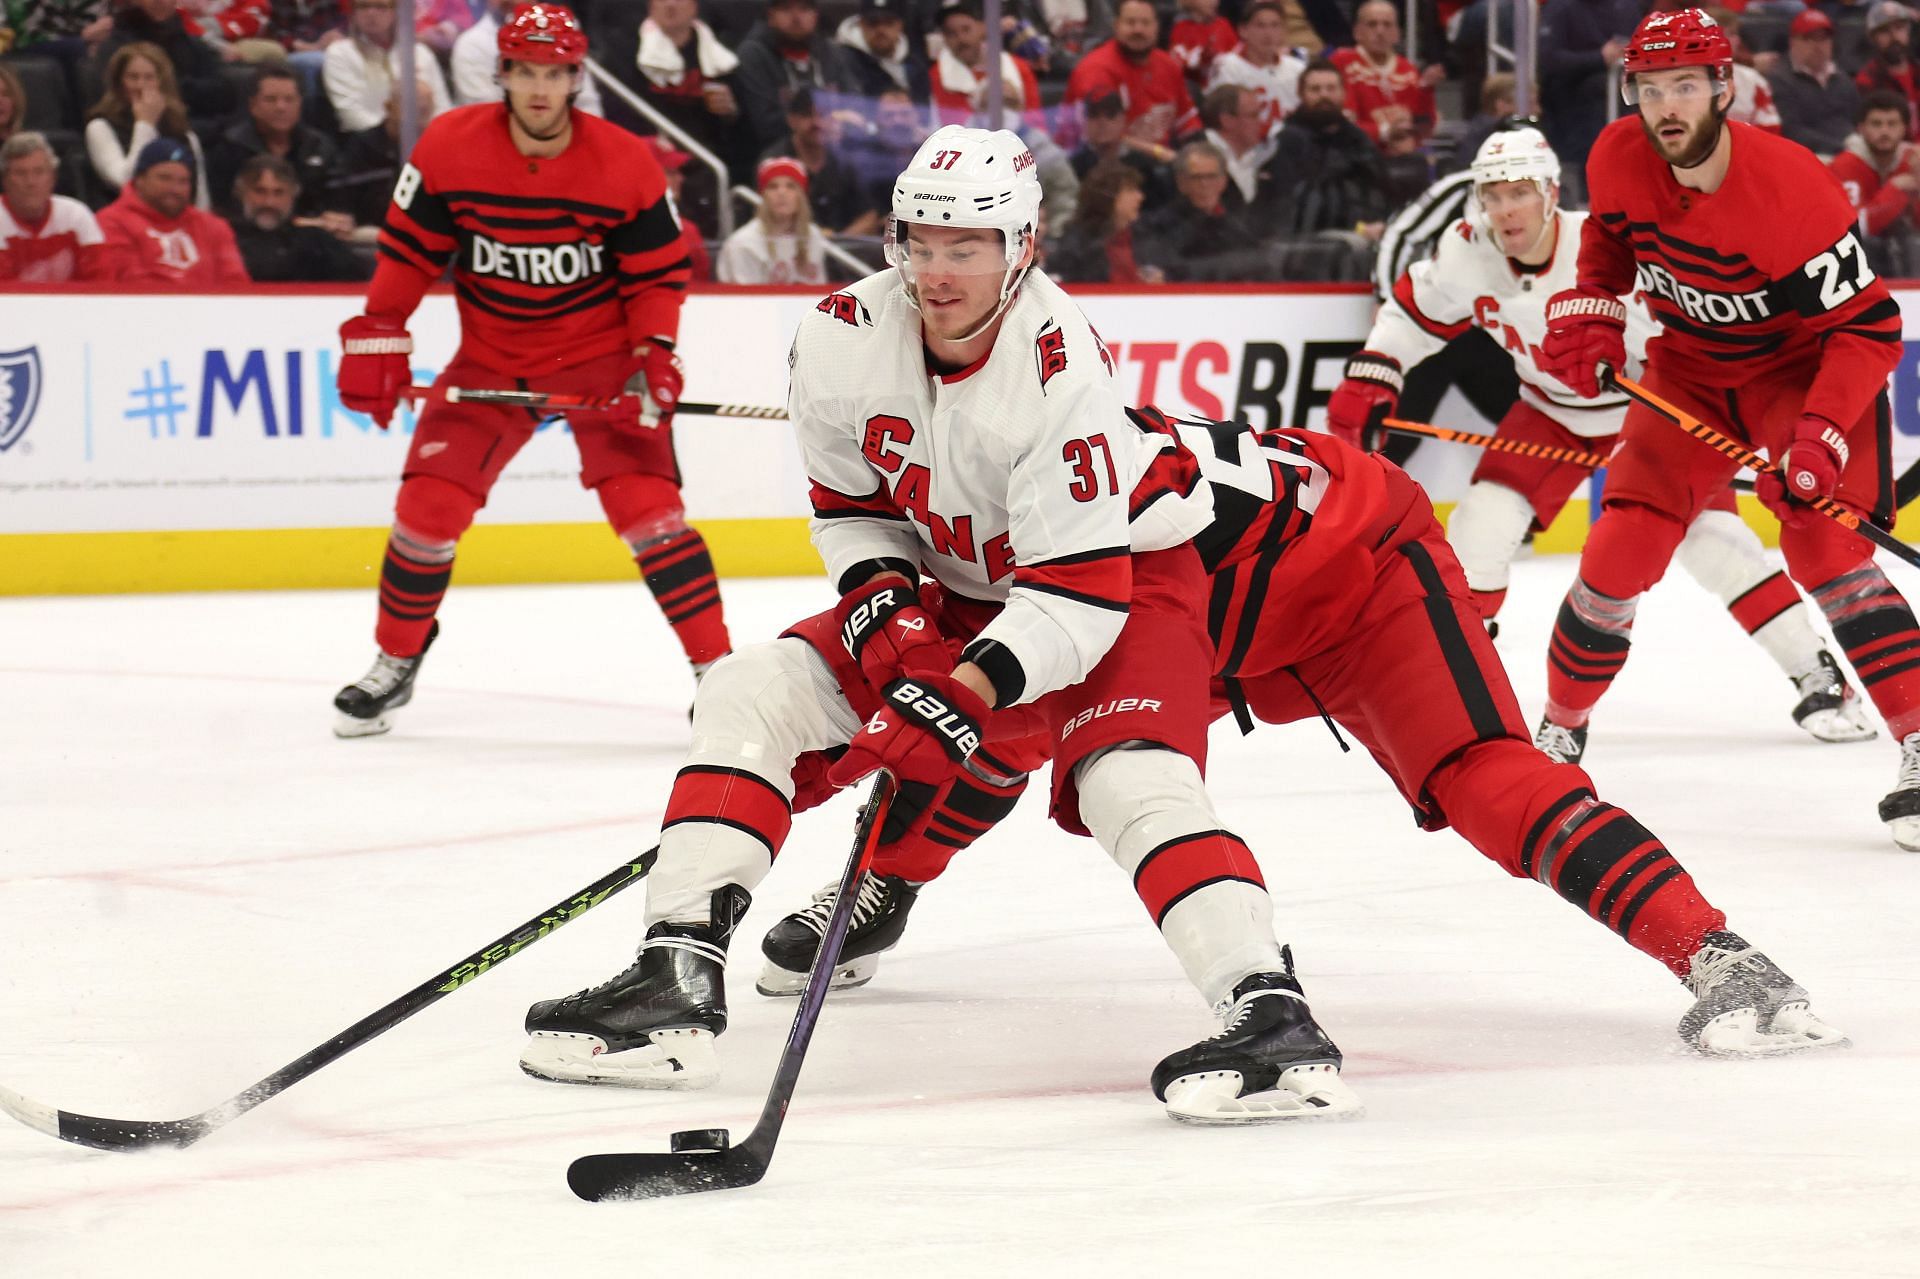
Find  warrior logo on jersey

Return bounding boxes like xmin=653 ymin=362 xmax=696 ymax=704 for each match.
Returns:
xmin=1036 ymin=321 xmax=1069 ymax=389
xmin=1635 ymin=261 xmax=1776 ymax=326
xmin=817 ymin=291 xmax=870 ymax=327
xmin=469 ymin=234 xmax=607 ymax=286
xmin=0 ymin=347 xmax=43 ymax=452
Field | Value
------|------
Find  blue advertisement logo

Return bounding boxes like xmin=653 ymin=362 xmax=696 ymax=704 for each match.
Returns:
xmin=0 ymin=346 xmax=44 ymax=452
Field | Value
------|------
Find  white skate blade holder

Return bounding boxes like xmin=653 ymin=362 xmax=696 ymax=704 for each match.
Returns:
xmin=1797 ymin=704 xmax=1876 ymax=744
xmin=754 ymin=955 xmax=876 ymax=998
xmin=519 ymin=1027 xmax=719 ymax=1089
xmin=1693 ymin=1004 xmax=1851 ymax=1058
xmin=1162 ymin=1064 xmax=1364 ymax=1125
xmin=1888 ymin=815 xmax=1920 ymax=854
xmin=333 ymin=710 xmax=397 ymax=739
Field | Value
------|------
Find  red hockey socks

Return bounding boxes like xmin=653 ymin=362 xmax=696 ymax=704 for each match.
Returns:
xmin=1811 ymin=564 xmax=1920 ymax=739
xmin=372 ymin=478 xmax=479 ymax=657
xmin=631 ymin=526 xmax=731 ymax=667
xmin=1544 ymin=577 xmax=1638 ymax=728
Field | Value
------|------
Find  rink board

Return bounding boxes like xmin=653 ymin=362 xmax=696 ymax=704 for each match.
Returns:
xmin=6 ymin=283 xmax=1920 ymax=594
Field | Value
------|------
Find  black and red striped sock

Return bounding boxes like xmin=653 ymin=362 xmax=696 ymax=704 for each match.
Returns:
xmin=373 ymin=525 xmax=456 ymax=658
xmin=632 ymin=526 xmax=731 ymax=666
xmin=1812 ymin=565 xmax=1920 ymax=739
xmin=1544 ymin=577 xmax=1639 ymax=727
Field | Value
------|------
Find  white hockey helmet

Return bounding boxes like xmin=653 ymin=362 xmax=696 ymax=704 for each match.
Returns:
xmin=1470 ymin=126 xmax=1561 ymax=193
xmin=885 ymin=124 xmax=1043 ymax=337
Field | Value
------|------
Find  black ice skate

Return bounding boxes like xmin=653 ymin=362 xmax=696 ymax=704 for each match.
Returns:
xmin=1533 ymin=716 xmax=1588 ymax=766
xmin=756 ymin=871 xmax=920 ymax=996
xmin=1878 ymin=731 xmax=1920 ymax=852
xmin=1678 ymin=930 xmax=1848 ymax=1057
xmin=1791 ymin=651 xmax=1876 ymax=744
xmin=332 ymin=621 xmax=437 ymax=738
xmin=1150 ymin=958 xmax=1363 ymax=1124
xmin=519 ymin=885 xmax=749 ymax=1089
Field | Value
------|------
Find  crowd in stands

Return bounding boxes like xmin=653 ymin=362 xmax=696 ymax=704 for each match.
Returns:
xmin=6 ymin=0 xmax=1920 ymax=288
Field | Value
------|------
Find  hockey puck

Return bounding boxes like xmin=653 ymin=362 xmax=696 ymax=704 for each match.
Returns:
xmin=670 ymin=1128 xmax=730 ymax=1154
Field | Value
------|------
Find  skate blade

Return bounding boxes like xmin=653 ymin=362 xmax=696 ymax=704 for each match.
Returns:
xmin=754 ymin=955 xmax=877 ymax=997
xmin=1692 ymin=1005 xmax=1851 ymax=1058
xmin=332 ymin=710 xmax=395 ymax=738
xmin=1163 ymin=1064 xmax=1364 ymax=1126
xmin=518 ymin=1027 xmax=719 ymax=1089
xmin=1887 ymin=814 xmax=1920 ymax=853
xmin=1796 ymin=705 xmax=1877 ymax=743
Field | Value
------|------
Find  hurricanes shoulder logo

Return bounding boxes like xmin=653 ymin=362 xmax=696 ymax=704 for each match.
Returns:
xmin=0 ymin=347 xmax=43 ymax=452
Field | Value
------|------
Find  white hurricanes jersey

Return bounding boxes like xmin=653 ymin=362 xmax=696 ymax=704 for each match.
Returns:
xmin=1365 ymin=209 xmax=1658 ymax=436
xmin=790 ymin=267 xmax=1213 ymax=706
xmin=1206 ymin=51 xmax=1305 ymax=137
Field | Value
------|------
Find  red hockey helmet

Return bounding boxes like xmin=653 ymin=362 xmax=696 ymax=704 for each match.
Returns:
xmin=498 ymin=3 xmax=587 ymax=66
xmin=1622 ymin=8 xmax=1732 ymax=97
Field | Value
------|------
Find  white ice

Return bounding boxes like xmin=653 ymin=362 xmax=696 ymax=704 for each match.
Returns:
xmin=3 ymin=556 xmax=1917 ymax=1278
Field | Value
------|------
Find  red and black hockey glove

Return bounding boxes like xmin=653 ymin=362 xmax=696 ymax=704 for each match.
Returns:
xmin=1756 ymin=413 xmax=1850 ymax=529
xmin=838 ymin=577 xmax=953 ymax=689
xmin=829 ymin=672 xmax=989 ymax=841
xmin=337 ymin=314 xmax=413 ymax=429
xmin=1326 ymin=351 xmax=1402 ymax=452
xmin=621 ymin=339 xmax=684 ymax=431
xmin=1540 ymin=286 xmax=1628 ymax=400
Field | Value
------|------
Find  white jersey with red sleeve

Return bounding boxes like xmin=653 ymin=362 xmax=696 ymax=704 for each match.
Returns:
xmin=789 ymin=267 xmax=1213 ymax=707
xmin=1206 ymin=52 xmax=1305 ymax=137
xmin=1730 ymin=64 xmax=1782 ymax=133
xmin=0 ymin=195 xmax=105 ymax=283
xmin=1363 ymin=208 xmax=1658 ymax=438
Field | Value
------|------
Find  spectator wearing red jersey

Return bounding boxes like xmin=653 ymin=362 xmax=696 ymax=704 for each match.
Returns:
xmin=1831 ymin=88 xmax=1920 ymax=236
xmin=0 ymin=133 xmax=106 ymax=282
xmin=1331 ymin=0 xmax=1442 ymax=147
xmin=1858 ymin=2 xmax=1920 ymax=126
xmin=930 ymin=0 xmax=1042 ymax=127
xmin=181 ymin=0 xmax=284 ymax=62
xmin=96 ymin=136 xmax=249 ymax=283
xmin=1169 ymin=0 xmax=1238 ymax=93
xmin=1064 ymin=0 xmax=1196 ymax=147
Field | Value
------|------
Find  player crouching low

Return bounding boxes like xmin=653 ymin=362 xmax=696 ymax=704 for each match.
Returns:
xmin=519 ymin=125 xmax=1358 ymax=1124
xmin=1327 ymin=125 xmax=1870 ymax=750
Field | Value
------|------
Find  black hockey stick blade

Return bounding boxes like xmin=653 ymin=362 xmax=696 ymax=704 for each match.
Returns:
xmin=567 ymin=773 xmax=897 ymax=1202
xmin=0 ymin=852 xmax=656 ymax=1153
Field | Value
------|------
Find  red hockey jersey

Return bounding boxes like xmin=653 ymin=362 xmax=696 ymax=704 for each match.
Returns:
xmin=1578 ymin=118 xmax=1902 ymax=434
xmin=368 ymin=104 xmax=690 ymax=375
xmin=1829 ymin=136 xmax=1920 ymax=237
xmin=1330 ymin=47 xmax=1435 ymax=143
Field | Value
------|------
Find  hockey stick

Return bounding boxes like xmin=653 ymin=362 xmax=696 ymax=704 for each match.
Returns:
xmin=403 ymin=385 xmax=789 ymax=421
xmin=1383 ymin=417 xmax=1612 ymax=468
xmin=567 ymin=771 xmax=897 ymax=1202
xmin=0 ymin=852 xmax=657 ymax=1152
xmin=1608 ymin=372 xmax=1920 ymax=572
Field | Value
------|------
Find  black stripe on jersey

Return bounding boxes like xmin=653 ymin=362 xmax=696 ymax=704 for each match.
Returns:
xmin=1828 ymin=297 xmax=1903 ymax=338
xmin=1622 ymin=219 xmax=1754 ymax=267
xmin=382 ymin=220 xmax=451 ymax=266
xmin=438 ymin=188 xmax=626 ymax=219
xmin=1630 ymin=239 xmax=1765 ymax=286
xmin=454 ymin=279 xmax=619 ymax=323
xmin=454 ymin=210 xmax=591 ymax=232
xmin=618 ymin=257 xmax=694 ymax=285
xmin=810 ymin=503 xmax=911 ymax=522
xmin=1400 ymin=541 xmax=1507 ymax=741
xmin=377 ymin=240 xmax=447 ymax=275
xmin=1597 ymin=210 xmax=1627 ymax=224
xmin=404 ymin=187 xmax=457 ymax=238
xmin=461 ymin=270 xmax=617 ymax=311
xmin=1030 ymin=546 xmax=1130 ymax=568
xmin=1015 ymin=580 xmax=1130 ymax=612
xmin=1648 ymin=307 xmax=1794 ymax=349
xmin=607 ymin=201 xmax=685 ymax=255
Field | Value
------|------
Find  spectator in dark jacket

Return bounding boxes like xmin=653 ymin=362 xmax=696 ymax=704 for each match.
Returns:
xmin=1135 ymin=139 xmax=1273 ymax=280
xmin=227 ymin=153 xmax=369 ymax=281
xmin=1068 ymin=90 xmax=1175 ymax=210
xmin=1536 ymin=0 xmax=1642 ymax=201
xmin=1047 ymin=160 xmax=1159 ymax=283
xmin=835 ymin=0 xmax=931 ymax=103
xmin=205 ymin=65 xmax=347 ymax=222
xmin=1857 ymin=2 xmax=1920 ymax=127
xmin=734 ymin=0 xmax=856 ymax=156
xmin=1771 ymin=8 xmax=1863 ymax=155
xmin=95 ymin=0 xmax=235 ymax=120
xmin=1270 ymin=60 xmax=1390 ymax=235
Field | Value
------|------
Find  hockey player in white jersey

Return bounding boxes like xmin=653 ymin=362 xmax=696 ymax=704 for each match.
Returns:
xmin=1327 ymin=127 xmax=1873 ymax=753
xmin=519 ymin=125 xmax=1361 ymax=1124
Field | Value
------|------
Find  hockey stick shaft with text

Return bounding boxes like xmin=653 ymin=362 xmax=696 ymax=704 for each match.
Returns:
xmin=1383 ymin=417 xmax=1612 ymax=468
xmin=0 ymin=852 xmax=656 ymax=1152
xmin=1607 ymin=372 xmax=1920 ymax=571
xmin=403 ymin=385 xmax=789 ymax=421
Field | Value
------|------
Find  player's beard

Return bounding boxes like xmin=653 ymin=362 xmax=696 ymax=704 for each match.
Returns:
xmin=1641 ymin=109 xmax=1722 ymax=170
xmin=508 ymin=96 xmax=571 ymax=143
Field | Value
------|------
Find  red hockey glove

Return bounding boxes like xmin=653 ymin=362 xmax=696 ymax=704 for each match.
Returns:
xmin=829 ymin=673 xmax=987 ymax=835
xmin=337 ymin=315 xmax=413 ymax=429
xmin=1540 ymin=286 xmax=1628 ymax=400
xmin=622 ymin=339 xmax=683 ymax=431
xmin=1756 ymin=413 xmax=1850 ymax=529
xmin=837 ymin=577 xmax=953 ymax=689
xmin=1326 ymin=351 xmax=1402 ymax=452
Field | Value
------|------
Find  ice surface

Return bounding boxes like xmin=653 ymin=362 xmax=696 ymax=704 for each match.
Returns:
xmin=3 ymin=559 xmax=1917 ymax=1277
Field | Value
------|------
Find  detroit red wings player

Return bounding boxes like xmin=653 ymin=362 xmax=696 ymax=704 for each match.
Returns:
xmin=1328 ymin=126 xmax=1872 ymax=745
xmin=1537 ymin=7 xmax=1920 ymax=851
xmin=330 ymin=3 xmax=728 ymax=737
